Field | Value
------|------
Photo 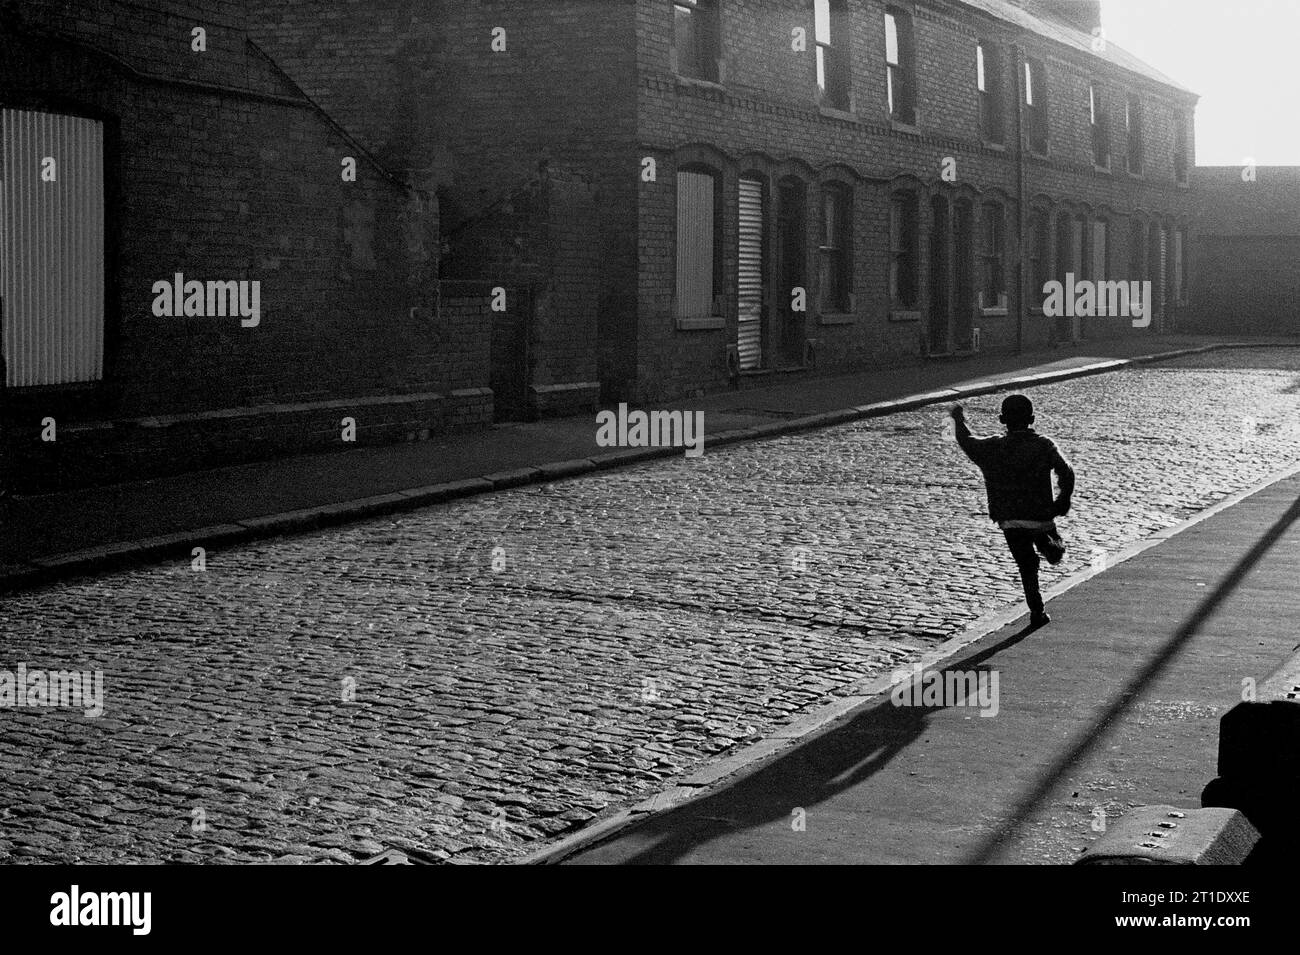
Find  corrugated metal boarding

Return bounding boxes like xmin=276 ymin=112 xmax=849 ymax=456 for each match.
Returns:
xmin=0 ymin=108 xmax=105 ymax=387
xmin=675 ymin=170 xmax=714 ymax=327
xmin=737 ymin=176 xmax=763 ymax=371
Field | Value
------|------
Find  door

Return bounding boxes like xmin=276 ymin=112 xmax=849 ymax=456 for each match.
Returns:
xmin=953 ymin=198 xmax=975 ymax=350
xmin=487 ymin=283 xmax=531 ymax=421
xmin=776 ymin=178 xmax=806 ymax=365
xmin=1070 ymin=215 xmax=1086 ymax=340
xmin=928 ymin=195 xmax=950 ymax=354
xmin=1147 ymin=223 xmax=1164 ymax=332
xmin=737 ymin=177 xmax=764 ymax=371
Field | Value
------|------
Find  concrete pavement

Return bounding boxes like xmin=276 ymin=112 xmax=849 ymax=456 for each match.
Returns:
xmin=0 ymin=334 xmax=1260 ymax=588
xmin=557 ymin=465 xmax=1300 ymax=864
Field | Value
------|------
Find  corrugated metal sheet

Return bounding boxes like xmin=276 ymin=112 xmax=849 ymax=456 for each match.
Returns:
xmin=676 ymin=170 xmax=714 ymax=323
xmin=737 ymin=177 xmax=763 ymax=371
xmin=0 ymin=108 xmax=105 ymax=387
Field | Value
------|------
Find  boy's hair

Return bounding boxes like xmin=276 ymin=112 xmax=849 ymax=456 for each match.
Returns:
xmin=1000 ymin=394 xmax=1034 ymax=428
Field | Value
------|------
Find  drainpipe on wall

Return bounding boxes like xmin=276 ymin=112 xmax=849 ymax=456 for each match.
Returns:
xmin=1012 ymin=42 xmax=1026 ymax=355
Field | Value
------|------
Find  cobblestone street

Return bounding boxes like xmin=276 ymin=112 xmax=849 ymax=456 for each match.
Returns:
xmin=3 ymin=349 xmax=1300 ymax=864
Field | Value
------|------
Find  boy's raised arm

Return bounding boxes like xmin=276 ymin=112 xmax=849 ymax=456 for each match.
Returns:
xmin=950 ymin=405 xmax=989 ymax=463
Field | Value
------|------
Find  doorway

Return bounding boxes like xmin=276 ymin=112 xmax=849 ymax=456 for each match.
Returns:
xmin=776 ymin=177 xmax=807 ymax=366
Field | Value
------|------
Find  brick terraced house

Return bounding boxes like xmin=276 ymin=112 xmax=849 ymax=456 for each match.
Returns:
xmin=253 ymin=0 xmax=1198 ymax=409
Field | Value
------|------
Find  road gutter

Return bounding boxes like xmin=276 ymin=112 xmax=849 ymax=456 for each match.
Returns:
xmin=1 ymin=344 xmax=1234 ymax=595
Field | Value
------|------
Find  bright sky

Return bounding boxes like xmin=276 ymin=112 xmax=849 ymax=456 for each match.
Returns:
xmin=1103 ymin=0 xmax=1300 ymax=165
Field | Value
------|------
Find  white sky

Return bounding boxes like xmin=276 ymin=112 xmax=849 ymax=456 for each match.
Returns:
xmin=1103 ymin=0 xmax=1300 ymax=165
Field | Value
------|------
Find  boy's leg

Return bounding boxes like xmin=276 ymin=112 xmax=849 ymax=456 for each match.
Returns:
xmin=1003 ymin=529 xmax=1045 ymax=617
xmin=1033 ymin=523 xmax=1066 ymax=565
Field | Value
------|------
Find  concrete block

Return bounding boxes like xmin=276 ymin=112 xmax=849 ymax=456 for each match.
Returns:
xmin=1077 ymin=806 xmax=1258 ymax=865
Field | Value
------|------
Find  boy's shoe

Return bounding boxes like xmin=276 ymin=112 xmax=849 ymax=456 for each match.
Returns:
xmin=1030 ymin=611 xmax=1051 ymax=628
xmin=1038 ymin=533 xmax=1066 ymax=566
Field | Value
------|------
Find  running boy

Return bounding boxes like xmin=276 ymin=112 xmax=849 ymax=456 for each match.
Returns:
xmin=950 ymin=394 xmax=1075 ymax=627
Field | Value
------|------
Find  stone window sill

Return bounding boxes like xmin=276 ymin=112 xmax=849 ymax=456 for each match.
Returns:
xmin=676 ymin=314 xmax=725 ymax=331
xmin=818 ymin=105 xmax=859 ymax=123
xmin=818 ymin=311 xmax=855 ymax=326
xmin=674 ymin=74 xmax=725 ymax=93
xmin=889 ymin=309 xmax=922 ymax=323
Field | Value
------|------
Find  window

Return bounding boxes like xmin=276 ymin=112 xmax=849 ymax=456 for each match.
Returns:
xmin=885 ymin=8 xmax=916 ymax=125
xmin=0 ymin=107 xmax=106 ymax=386
xmin=672 ymin=0 xmax=720 ymax=82
xmin=1090 ymin=84 xmax=1109 ymax=168
xmin=1024 ymin=58 xmax=1048 ymax=154
xmin=815 ymin=0 xmax=851 ymax=110
xmin=1029 ymin=209 xmax=1051 ymax=304
xmin=977 ymin=41 xmax=1004 ymax=144
xmin=1175 ymin=113 xmax=1189 ymax=185
xmin=675 ymin=168 xmax=721 ymax=326
xmin=889 ymin=191 xmax=920 ymax=309
xmin=1126 ymin=95 xmax=1144 ymax=174
xmin=980 ymin=202 xmax=1006 ymax=309
xmin=817 ymin=184 xmax=852 ymax=314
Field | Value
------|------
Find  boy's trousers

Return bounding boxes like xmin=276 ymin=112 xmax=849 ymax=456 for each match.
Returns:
xmin=1001 ymin=525 xmax=1060 ymax=616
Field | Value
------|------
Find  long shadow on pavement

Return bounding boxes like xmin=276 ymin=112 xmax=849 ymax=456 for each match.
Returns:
xmin=574 ymin=624 xmax=1041 ymax=865
xmin=963 ymin=493 xmax=1300 ymax=863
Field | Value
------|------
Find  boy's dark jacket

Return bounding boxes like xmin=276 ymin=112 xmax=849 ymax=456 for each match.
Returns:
xmin=955 ymin=419 xmax=1075 ymax=523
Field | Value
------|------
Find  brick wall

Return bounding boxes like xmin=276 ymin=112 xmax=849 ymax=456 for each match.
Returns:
xmin=1 ymin=1 xmax=490 ymax=491
xmin=1183 ymin=167 xmax=1300 ymax=336
xmin=632 ymin=0 xmax=1197 ymax=401
xmin=250 ymin=0 xmax=638 ymax=411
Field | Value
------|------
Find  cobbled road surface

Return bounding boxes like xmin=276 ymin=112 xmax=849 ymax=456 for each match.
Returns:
xmin=3 ymin=348 xmax=1300 ymax=864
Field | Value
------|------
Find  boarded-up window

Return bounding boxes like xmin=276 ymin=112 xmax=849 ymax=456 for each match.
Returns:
xmin=676 ymin=169 xmax=718 ymax=326
xmin=736 ymin=176 xmax=764 ymax=369
xmin=0 ymin=108 xmax=105 ymax=386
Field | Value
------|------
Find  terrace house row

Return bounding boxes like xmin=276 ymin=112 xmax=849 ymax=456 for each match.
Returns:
xmin=256 ymin=0 xmax=1198 ymax=409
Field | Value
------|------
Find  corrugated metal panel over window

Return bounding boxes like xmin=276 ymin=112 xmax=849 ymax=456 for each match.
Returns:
xmin=0 ymin=108 xmax=105 ymax=387
xmin=676 ymin=170 xmax=714 ymax=322
xmin=737 ymin=177 xmax=763 ymax=371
